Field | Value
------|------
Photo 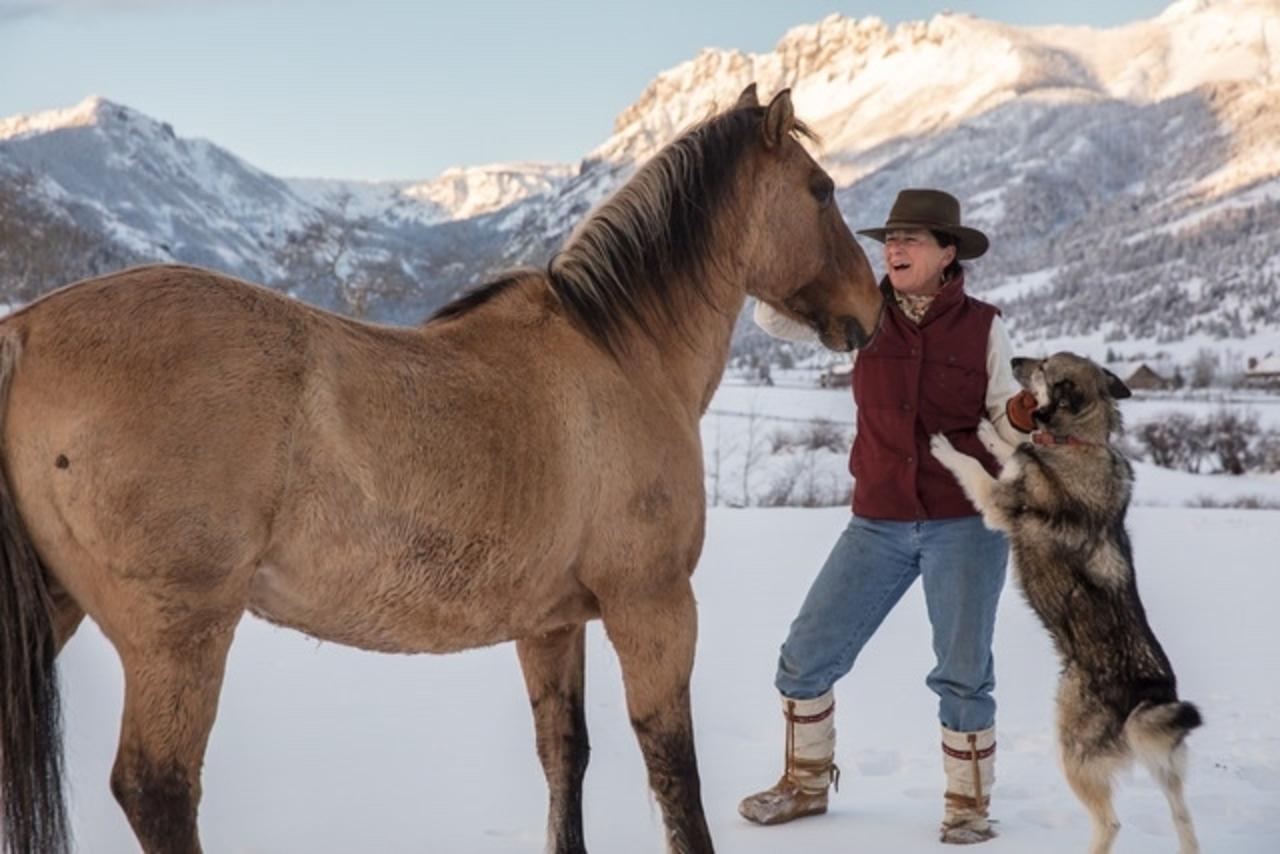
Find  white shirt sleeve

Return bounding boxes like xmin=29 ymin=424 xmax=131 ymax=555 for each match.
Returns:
xmin=986 ymin=314 xmax=1028 ymax=444
xmin=752 ymin=300 xmax=823 ymax=345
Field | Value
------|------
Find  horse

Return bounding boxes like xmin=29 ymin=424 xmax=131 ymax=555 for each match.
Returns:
xmin=0 ymin=84 xmax=882 ymax=854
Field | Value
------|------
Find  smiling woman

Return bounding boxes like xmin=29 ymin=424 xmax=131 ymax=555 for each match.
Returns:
xmin=744 ymin=187 xmax=1038 ymax=844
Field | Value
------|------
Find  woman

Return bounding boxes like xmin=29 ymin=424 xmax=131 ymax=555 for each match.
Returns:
xmin=739 ymin=189 xmax=1035 ymax=843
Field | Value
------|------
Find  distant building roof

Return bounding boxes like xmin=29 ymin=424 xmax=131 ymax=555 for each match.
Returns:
xmin=1106 ymin=360 xmax=1175 ymax=382
xmin=1247 ymin=353 xmax=1280 ymax=375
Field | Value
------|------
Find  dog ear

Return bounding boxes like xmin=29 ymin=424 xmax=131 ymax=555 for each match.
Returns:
xmin=1102 ymin=369 xmax=1132 ymax=400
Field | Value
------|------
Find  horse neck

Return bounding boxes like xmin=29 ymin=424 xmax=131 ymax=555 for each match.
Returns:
xmin=627 ymin=262 xmax=745 ymax=419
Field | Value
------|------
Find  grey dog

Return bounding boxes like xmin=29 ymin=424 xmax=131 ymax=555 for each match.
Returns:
xmin=930 ymin=352 xmax=1200 ymax=854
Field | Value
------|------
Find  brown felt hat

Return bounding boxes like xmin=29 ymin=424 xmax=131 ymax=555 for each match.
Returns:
xmin=856 ymin=188 xmax=989 ymax=260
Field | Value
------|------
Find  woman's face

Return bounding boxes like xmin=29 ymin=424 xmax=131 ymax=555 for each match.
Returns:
xmin=883 ymin=228 xmax=955 ymax=295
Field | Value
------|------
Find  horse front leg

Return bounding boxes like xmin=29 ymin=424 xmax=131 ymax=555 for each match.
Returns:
xmin=602 ymin=577 xmax=713 ymax=854
xmin=516 ymin=624 xmax=590 ymax=854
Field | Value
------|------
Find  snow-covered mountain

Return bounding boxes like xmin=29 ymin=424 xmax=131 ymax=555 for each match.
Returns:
xmin=2 ymin=0 xmax=1278 ymax=361
xmin=0 ymin=96 xmax=571 ymax=313
xmin=529 ymin=0 xmax=1280 ymax=364
xmin=598 ymin=0 xmax=1278 ymax=169
xmin=286 ymin=162 xmax=575 ymax=229
xmin=0 ymin=96 xmax=318 ymax=280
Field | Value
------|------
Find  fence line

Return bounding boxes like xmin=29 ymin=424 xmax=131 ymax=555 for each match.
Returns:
xmin=704 ymin=408 xmax=855 ymax=427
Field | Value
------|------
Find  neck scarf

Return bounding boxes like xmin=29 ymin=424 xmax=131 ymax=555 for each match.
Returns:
xmin=895 ymin=290 xmax=937 ymax=325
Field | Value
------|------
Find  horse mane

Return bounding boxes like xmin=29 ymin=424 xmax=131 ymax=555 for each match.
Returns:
xmin=550 ymin=107 xmax=815 ymax=357
xmin=429 ymin=106 xmax=814 ymax=356
xmin=428 ymin=271 xmax=533 ymax=324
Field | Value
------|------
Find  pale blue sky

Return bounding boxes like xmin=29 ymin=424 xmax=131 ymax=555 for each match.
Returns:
xmin=1 ymin=0 xmax=1172 ymax=180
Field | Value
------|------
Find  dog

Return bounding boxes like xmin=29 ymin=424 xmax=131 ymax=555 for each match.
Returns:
xmin=929 ymin=352 xmax=1201 ymax=854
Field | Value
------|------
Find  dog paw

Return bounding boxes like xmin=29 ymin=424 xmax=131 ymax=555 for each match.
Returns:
xmin=977 ymin=420 xmax=1001 ymax=453
xmin=930 ymin=433 xmax=957 ymax=462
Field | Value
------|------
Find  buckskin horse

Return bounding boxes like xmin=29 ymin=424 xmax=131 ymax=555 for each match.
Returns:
xmin=0 ymin=85 xmax=881 ymax=853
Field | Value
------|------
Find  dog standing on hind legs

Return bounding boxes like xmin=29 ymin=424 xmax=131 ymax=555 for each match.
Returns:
xmin=929 ymin=352 xmax=1201 ymax=854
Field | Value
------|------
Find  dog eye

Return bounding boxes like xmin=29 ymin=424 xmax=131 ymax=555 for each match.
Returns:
xmin=1053 ymin=379 xmax=1085 ymax=413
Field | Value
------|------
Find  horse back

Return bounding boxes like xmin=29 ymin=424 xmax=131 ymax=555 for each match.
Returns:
xmin=2 ymin=264 xmax=705 ymax=651
xmin=0 ymin=266 xmax=322 ymax=633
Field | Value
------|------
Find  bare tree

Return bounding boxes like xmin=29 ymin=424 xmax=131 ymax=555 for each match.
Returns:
xmin=1133 ymin=413 xmax=1207 ymax=472
xmin=1131 ymin=408 xmax=1280 ymax=475
xmin=739 ymin=404 xmax=767 ymax=506
xmin=761 ymin=448 xmax=848 ymax=508
xmin=0 ymin=170 xmax=138 ymax=304
xmin=1206 ymin=409 xmax=1259 ymax=476
xmin=1189 ymin=348 xmax=1219 ymax=389
xmin=276 ymin=192 xmax=413 ymax=318
xmin=341 ymin=258 xmax=416 ymax=319
xmin=707 ymin=415 xmax=726 ymax=507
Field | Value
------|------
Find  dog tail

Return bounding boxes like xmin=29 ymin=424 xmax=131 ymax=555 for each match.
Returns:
xmin=1126 ymin=700 xmax=1201 ymax=777
xmin=1126 ymin=700 xmax=1202 ymax=850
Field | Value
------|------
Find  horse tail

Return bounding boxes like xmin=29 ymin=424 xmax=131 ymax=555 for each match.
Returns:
xmin=0 ymin=331 xmax=70 ymax=854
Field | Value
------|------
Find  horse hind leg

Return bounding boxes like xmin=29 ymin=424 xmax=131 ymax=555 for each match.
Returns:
xmin=602 ymin=577 xmax=713 ymax=854
xmin=110 ymin=617 xmax=238 ymax=854
xmin=517 ymin=624 xmax=589 ymax=854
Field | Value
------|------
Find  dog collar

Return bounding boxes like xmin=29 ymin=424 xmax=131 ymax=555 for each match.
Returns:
xmin=1031 ymin=432 xmax=1094 ymax=448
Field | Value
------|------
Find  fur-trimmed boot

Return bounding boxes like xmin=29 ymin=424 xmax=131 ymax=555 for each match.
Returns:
xmin=738 ymin=691 xmax=840 ymax=825
xmin=941 ymin=725 xmax=997 ymax=844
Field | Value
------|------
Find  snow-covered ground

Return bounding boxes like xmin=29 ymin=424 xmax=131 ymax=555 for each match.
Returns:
xmin=704 ymin=379 xmax=1280 ymax=508
xmin=59 ymin=503 xmax=1279 ymax=852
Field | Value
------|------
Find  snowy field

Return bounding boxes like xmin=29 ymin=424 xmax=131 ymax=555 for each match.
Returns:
xmin=59 ymin=505 xmax=1279 ymax=853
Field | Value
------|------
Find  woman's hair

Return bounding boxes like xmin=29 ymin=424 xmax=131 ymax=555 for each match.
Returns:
xmin=930 ymin=231 xmax=965 ymax=281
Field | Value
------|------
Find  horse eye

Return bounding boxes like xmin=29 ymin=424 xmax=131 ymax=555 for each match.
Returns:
xmin=809 ymin=173 xmax=835 ymax=207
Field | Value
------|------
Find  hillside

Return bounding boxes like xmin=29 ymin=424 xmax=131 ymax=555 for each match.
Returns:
xmin=2 ymin=0 xmax=1278 ymax=364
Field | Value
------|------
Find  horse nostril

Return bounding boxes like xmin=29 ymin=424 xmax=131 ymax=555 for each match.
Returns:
xmin=843 ymin=317 xmax=869 ymax=350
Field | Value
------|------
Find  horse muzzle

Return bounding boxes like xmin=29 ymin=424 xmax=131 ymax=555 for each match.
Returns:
xmin=841 ymin=302 xmax=883 ymax=351
xmin=841 ymin=318 xmax=868 ymax=351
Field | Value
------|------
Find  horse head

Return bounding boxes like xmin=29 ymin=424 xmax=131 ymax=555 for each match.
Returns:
xmin=736 ymin=85 xmax=883 ymax=351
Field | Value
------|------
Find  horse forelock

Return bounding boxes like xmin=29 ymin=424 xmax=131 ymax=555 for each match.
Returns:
xmin=549 ymin=106 xmax=815 ymax=357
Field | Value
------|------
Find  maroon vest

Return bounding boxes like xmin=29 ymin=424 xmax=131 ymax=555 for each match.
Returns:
xmin=850 ymin=275 xmax=1000 ymax=520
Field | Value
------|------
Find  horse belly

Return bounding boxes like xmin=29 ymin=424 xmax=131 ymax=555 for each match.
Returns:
xmin=247 ymin=553 xmax=596 ymax=654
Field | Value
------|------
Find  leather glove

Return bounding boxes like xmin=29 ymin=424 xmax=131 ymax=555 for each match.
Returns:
xmin=1006 ymin=389 xmax=1038 ymax=434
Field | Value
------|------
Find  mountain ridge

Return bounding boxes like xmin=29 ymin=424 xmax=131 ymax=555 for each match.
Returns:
xmin=2 ymin=0 xmax=1278 ymax=365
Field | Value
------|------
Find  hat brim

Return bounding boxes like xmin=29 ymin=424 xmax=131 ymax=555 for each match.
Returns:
xmin=856 ymin=221 xmax=989 ymax=260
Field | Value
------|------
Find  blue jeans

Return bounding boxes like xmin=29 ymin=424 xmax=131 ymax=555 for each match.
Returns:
xmin=775 ymin=514 xmax=1009 ymax=732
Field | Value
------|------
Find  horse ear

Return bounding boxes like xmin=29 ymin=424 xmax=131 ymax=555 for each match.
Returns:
xmin=735 ymin=83 xmax=760 ymax=109
xmin=1102 ymin=368 xmax=1132 ymax=400
xmin=763 ymin=89 xmax=794 ymax=149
